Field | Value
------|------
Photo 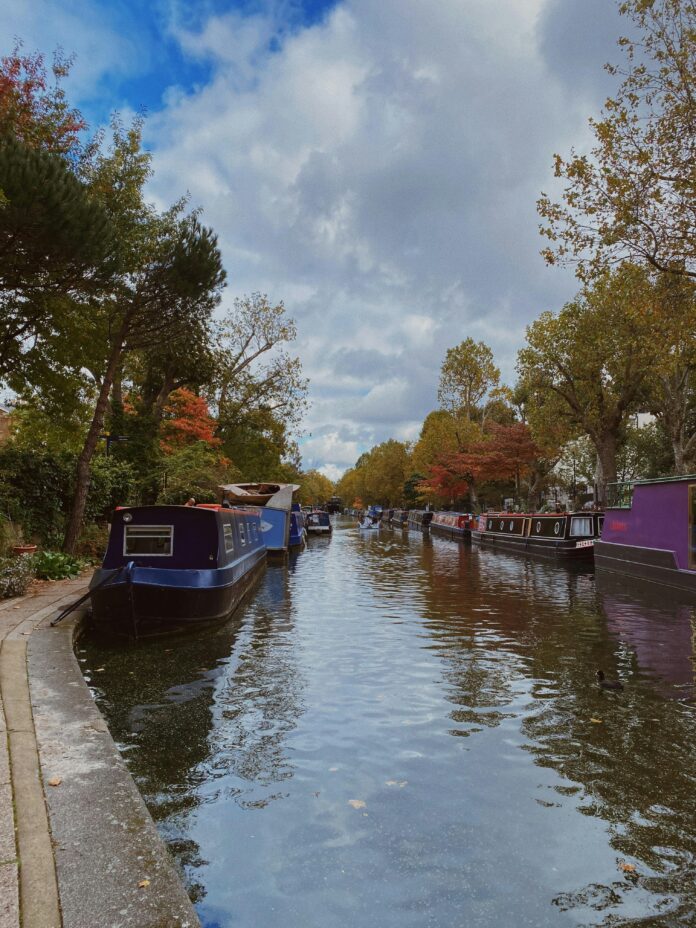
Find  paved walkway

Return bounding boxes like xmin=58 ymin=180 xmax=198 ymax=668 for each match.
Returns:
xmin=0 ymin=575 xmax=201 ymax=928
xmin=0 ymin=576 xmax=88 ymax=928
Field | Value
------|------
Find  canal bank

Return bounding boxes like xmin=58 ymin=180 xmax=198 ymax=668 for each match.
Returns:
xmin=0 ymin=577 xmax=199 ymax=928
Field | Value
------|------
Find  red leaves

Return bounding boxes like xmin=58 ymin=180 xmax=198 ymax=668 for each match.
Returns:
xmin=160 ymin=388 xmax=220 ymax=453
xmin=422 ymin=422 xmax=541 ymax=491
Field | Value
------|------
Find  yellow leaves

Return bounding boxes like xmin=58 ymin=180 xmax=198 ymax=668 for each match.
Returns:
xmin=590 ymin=718 xmax=603 ymax=724
xmin=47 ymin=776 xmax=62 ymax=787
xmin=138 ymin=879 xmax=151 ymax=889
xmin=619 ymin=862 xmax=637 ymax=873
xmin=348 ymin=799 xmax=366 ymax=810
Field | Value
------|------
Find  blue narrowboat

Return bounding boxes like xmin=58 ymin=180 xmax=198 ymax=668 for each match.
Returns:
xmin=219 ymin=483 xmax=300 ymax=554
xmin=289 ymin=502 xmax=307 ymax=547
xmin=89 ymin=504 xmax=266 ymax=636
xmin=306 ymin=510 xmax=332 ymax=534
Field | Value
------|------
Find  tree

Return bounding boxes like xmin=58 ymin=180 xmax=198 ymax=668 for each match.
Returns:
xmin=0 ymin=136 xmax=114 ymax=383
xmin=644 ymin=274 xmax=696 ymax=473
xmin=160 ymin=388 xmax=220 ymax=454
xmin=438 ymin=338 xmax=500 ymax=422
xmin=538 ymin=0 xmax=696 ymax=280
xmin=0 ymin=46 xmax=86 ymax=158
xmin=297 ymin=470 xmax=334 ymax=506
xmin=517 ymin=266 xmax=655 ymax=504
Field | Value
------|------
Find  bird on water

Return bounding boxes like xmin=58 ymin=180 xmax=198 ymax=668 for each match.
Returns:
xmin=596 ymin=670 xmax=624 ymax=691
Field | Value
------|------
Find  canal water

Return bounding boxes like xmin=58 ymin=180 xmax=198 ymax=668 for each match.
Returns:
xmin=82 ymin=518 xmax=696 ymax=927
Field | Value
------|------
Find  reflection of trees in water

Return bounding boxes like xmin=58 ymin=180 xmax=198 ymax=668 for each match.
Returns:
xmin=416 ymin=541 xmax=696 ymax=922
xmin=200 ymin=563 xmax=306 ymax=810
xmin=82 ymin=563 xmax=305 ymax=902
xmin=83 ymin=618 xmax=248 ymax=901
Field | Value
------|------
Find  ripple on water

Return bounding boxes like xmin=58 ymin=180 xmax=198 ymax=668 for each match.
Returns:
xmin=83 ymin=517 xmax=696 ymax=928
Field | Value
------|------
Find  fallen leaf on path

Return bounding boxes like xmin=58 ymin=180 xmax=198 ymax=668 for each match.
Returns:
xmin=348 ymin=799 xmax=366 ymax=809
xmin=138 ymin=879 xmax=151 ymax=888
xmin=47 ymin=777 xmax=62 ymax=787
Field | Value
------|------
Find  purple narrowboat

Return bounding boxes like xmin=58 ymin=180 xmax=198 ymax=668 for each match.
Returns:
xmin=89 ymin=504 xmax=266 ymax=637
xmin=595 ymin=475 xmax=696 ymax=595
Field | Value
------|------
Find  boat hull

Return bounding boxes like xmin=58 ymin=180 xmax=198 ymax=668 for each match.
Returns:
xmin=470 ymin=531 xmax=595 ymax=560
xmin=595 ymin=540 xmax=696 ymax=596
xmin=89 ymin=551 xmax=266 ymax=637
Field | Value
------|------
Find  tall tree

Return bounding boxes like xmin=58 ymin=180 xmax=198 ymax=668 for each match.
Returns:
xmin=517 ymin=266 xmax=654 ymax=504
xmin=538 ymin=0 xmax=696 ymax=280
xmin=438 ymin=338 xmax=500 ymax=422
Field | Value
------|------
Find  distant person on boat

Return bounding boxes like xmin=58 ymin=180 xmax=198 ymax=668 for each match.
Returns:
xmin=185 ymin=497 xmax=196 ymax=507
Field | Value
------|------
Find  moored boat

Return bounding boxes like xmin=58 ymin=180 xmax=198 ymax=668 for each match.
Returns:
xmin=408 ymin=510 xmax=433 ymax=530
xmin=471 ymin=510 xmax=603 ymax=559
xmin=430 ymin=511 xmax=475 ymax=541
xmin=306 ymin=510 xmax=332 ymax=534
xmin=289 ymin=502 xmax=307 ymax=547
xmin=391 ymin=509 xmax=409 ymax=528
xmin=219 ymin=482 xmax=299 ymax=554
xmin=595 ymin=475 xmax=696 ymax=595
xmin=89 ymin=503 xmax=266 ymax=636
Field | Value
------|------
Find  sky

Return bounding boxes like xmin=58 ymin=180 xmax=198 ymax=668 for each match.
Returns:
xmin=1 ymin=0 xmax=627 ymax=480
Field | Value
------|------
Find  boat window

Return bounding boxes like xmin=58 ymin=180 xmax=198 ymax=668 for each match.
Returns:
xmin=570 ymin=516 xmax=593 ymax=537
xmin=239 ymin=523 xmax=246 ymax=546
xmin=223 ymin=523 xmax=235 ymax=554
xmin=124 ymin=525 xmax=173 ymax=556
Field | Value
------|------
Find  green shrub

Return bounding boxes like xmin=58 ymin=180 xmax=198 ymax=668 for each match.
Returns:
xmin=0 ymin=554 xmax=36 ymax=598
xmin=32 ymin=550 xmax=84 ymax=581
xmin=75 ymin=523 xmax=110 ymax=562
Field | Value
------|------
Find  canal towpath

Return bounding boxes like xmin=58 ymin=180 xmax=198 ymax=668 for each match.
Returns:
xmin=0 ymin=575 xmax=200 ymax=928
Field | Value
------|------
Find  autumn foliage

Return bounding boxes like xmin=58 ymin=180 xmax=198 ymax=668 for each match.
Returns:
xmin=160 ymin=388 xmax=221 ymax=454
xmin=0 ymin=47 xmax=86 ymax=156
xmin=419 ymin=423 xmax=541 ymax=499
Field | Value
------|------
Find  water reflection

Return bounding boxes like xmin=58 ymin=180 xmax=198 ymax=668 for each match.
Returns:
xmin=84 ymin=519 xmax=696 ymax=927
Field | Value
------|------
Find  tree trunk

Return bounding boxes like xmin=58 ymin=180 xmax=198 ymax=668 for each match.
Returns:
xmin=594 ymin=434 xmax=618 ymax=508
xmin=63 ymin=338 xmax=125 ymax=553
xmin=152 ymin=370 xmax=176 ymax=426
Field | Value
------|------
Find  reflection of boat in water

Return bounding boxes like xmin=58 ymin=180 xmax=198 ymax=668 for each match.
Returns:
xmin=471 ymin=511 xmax=603 ymax=559
xmin=596 ymin=475 xmax=696 ymax=596
xmin=219 ymin=483 xmax=300 ymax=554
xmin=596 ymin=570 xmax=696 ymax=699
xmin=89 ymin=504 xmax=266 ymax=636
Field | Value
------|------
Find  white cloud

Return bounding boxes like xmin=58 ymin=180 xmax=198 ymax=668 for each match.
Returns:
xmin=3 ymin=0 xmax=621 ymax=476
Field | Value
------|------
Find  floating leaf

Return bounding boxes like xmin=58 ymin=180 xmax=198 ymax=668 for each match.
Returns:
xmin=620 ymin=862 xmax=637 ymax=873
xmin=590 ymin=718 xmax=603 ymax=724
xmin=385 ymin=780 xmax=408 ymax=788
xmin=47 ymin=777 xmax=62 ymax=787
xmin=348 ymin=799 xmax=366 ymax=809
xmin=138 ymin=879 xmax=151 ymax=888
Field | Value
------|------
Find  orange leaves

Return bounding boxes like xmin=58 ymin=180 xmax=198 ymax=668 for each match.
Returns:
xmin=160 ymin=388 xmax=220 ymax=454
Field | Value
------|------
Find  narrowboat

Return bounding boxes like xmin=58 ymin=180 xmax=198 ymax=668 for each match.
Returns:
xmin=89 ymin=504 xmax=266 ymax=636
xmin=306 ymin=510 xmax=332 ymax=534
xmin=595 ymin=475 xmax=696 ymax=595
xmin=289 ymin=502 xmax=307 ymax=547
xmin=430 ymin=511 xmax=475 ymax=542
xmin=326 ymin=496 xmax=342 ymax=514
xmin=471 ymin=510 xmax=603 ymax=559
xmin=391 ymin=509 xmax=409 ymax=528
xmin=408 ymin=510 xmax=434 ymax=530
xmin=219 ymin=482 xmax=300 ymax=554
